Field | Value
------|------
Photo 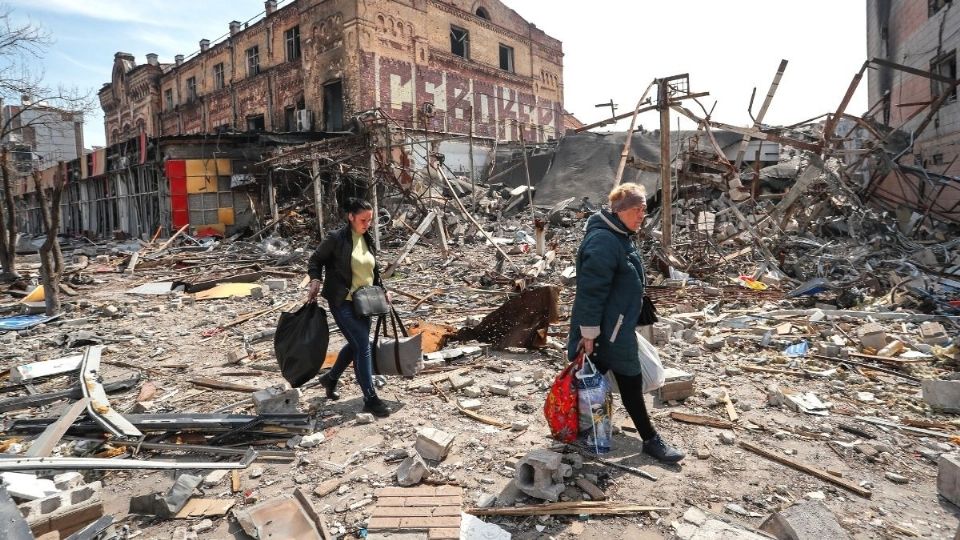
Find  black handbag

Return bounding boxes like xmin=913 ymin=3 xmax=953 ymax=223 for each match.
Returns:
xmin=637 ymin=294 xmax=659 ymax=326
xmin=274 ymin=303 xmax=330 ymax=388
xmin=353 ymin=285 xmax=390 ymax=317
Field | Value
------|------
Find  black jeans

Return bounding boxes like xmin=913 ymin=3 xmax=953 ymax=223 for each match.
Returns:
xmin=610 ymin=371 xmax=657 ymax=441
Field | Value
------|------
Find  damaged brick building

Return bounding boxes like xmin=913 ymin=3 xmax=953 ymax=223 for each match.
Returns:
xmin=100 ymin=0 xmax=565 ymax=145
xmin=7 ymin=0 xmax=566 ymax=241
xmin=866 ymin=0 xmax=960 ymax=222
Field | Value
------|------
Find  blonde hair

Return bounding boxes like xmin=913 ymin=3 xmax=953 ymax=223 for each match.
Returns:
xmin=608 ymin=183 xmax=647 ymax=213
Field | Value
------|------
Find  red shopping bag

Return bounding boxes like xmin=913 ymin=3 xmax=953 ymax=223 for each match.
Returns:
xmin=543 ymin=352 xmax=584 ymax=443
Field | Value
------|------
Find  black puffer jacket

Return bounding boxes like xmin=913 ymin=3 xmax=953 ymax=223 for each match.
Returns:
xmin=307 ymin=226 xmax=381 ymax=308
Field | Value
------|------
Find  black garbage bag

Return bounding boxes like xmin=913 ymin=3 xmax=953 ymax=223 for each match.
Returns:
xmin=274 ymin=302 xmax=329 ymax=387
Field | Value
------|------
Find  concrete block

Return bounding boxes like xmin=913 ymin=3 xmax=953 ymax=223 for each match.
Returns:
xmin=656 ymin=368 xmax=695 ymax=402
xmin=759 ymin=500 xmax=851 ymax=539
xmin=19 ymin=481 xmax=103 ymax=537
xmin=202 ymin=470 xmax=228 ymax=487
xmin=457 ymin=398 xmax=482 ymax=411
xmin=856 ymin=322 xmax=887 ymax=351
xmin=53 ymin=472 xmax=84 ymax=491
xmin=414 ymin=427 xmax=455 ymax=461
xmin=938 ymin=453 xmax=960 ymax=507
xmin=226 ymin=349 xmax=248 ymax=364
xmin=515 ymin=449 xmax=565 ymax=502
xmin=252 ymin=385 xmax=299 ymax=414
xmin=922 ymin=380 xmax=960 ymax=413
xmin=448 ymin=374 xmax=474 ymax=389
xmin=487 ymin=384 xmax=510 ymax=396
xmin=264 ymin=278 xmax=288 ymax=291
xmin=396 ymin=454 xmax=429 ymax=487
xmin=462 ymin=386 xmax=482 ymax=398
xmin=703 ymin=336 xmax=725 ymax=351
xmin=1 ymin=472 xmax=59 ymax=501
xmin=920 ymin=321 xmax=950 ymax=345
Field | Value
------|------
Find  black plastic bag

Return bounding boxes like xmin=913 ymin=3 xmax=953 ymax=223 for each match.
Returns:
xmin=637 ymin=294 xmax=659 ymax=326
xmin=274 ymin=303 xmax=329 ymax=388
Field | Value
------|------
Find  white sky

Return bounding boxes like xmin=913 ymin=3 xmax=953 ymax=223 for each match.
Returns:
xmin=11 ymin=0 xmax=869 ymax=147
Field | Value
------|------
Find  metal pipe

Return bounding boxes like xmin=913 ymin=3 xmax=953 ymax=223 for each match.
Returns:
xmin=0 ymin=448 xmax=258 ymax=471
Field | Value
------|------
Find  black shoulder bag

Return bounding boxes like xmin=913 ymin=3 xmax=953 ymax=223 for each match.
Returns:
xmin=637 ymin=295 xmax=659 ymax=326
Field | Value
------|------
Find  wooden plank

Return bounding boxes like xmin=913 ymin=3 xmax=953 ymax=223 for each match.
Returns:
xmin=376 ymin=486 xmax=439 ymax=497
xmin=721 ymin=392 xmax=738 ymax=422
xmin=25 ymin=398 xmax=90 ymax=457
xmin=372 ymin=506 xmax=461 ymax=518
xmin=230 ymin=470 xmax=241 ymax=493
xmin=428 ymin=528 xmax=461 ymax=540
xmin=738 ymin=440 xmax=872 ymax=498
xmin=189 ymin=377 xmax=258 ymax=393
xmin=397 ymin=496 xmax=462 ymax=507
xmin=398 ymin=517 xmax=460 ymax=528
xmin=172 ymin=498 xmax=235 ymax=518
xmin=670 ymin=412 xmax=733 ymax=429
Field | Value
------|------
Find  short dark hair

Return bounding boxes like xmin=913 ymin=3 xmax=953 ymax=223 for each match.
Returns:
xmin=344 ymin=197 xmax=373 ymax=215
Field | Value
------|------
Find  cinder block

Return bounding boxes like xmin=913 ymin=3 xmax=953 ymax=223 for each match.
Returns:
xmin=656 ymin=368 xmax=695 ymax=402
xmin=252 ymin=385 xmax=300 ymax=414
xmin=18 ymin=481 xmax=103 ymax=537
xmin=515 ymin=449 xmax=565 ymax=502
xmin=264 ymin=278 xmax=288 ymax=291
xmin=920 ymin=322 xmax=950 ymax=346
xmin=938 ymin=453 xmax=960 ymax=507
xmin=53 ymin=472 xmax=84 ymax=491
xmin=856 ymin=323 xmax=887 ymax=351
xmin=415 ymin=428 xmax=454 ymax=462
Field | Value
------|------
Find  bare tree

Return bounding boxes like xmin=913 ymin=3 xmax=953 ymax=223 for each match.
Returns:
xmin=0 ymin=5 xmax=95 ymax=280
xmin=32 ymin=162 xmax=64 ymax=315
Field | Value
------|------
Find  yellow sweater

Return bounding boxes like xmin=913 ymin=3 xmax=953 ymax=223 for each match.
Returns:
xmin=346 ymin=231 xmax=375 ymax=300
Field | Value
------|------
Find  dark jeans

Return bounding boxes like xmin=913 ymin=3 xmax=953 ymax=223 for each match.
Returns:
xmin=327 ymin=301 xmax=377 ymax=402
xmin=610 ymin=371 xmax=657 ymax=441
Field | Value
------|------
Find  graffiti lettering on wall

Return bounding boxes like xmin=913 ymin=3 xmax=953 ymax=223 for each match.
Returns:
xmin=361 ymin=52 xmax=560 ymax=142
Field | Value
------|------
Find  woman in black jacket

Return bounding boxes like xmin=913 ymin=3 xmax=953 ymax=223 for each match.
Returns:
xmin=306 ymin=198 xmax=391 ymax=417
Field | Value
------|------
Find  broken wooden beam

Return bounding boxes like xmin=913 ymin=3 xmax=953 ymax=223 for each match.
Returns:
xmin=738 ymin=440 xmax=872 ymax=498
xmin=189 ymin=377 xmax=259 ymax=393
xmin=383 ymin=211 xmax=437 ymax=279
xmin=24 ymin=398 xmax=90 ymax=458
xmin=670 ymin=412 xmax=733 ymax=429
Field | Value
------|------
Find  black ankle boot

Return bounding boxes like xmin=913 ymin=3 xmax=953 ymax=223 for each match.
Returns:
xmin=362 ymin=397 xmax=391 ymax=417
xmin=642 ymin=434 xmax=685 ymax=463
xmin=317 ymin=373 xmax=340 ymax=401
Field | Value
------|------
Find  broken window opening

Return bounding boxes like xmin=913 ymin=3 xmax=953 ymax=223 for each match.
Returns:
xmin=186 ymin=77 xmax=197 ymax=103
xmin=475 ymin=7 xmax=490 ymax=20
xmin=931 ymin=50 xmax=957 ymax=102
xmin=284 ymin=106 xmax=296 ymax=132
xmin=213 ymin=63 xmax=225 ymax=90
xmin=285 ymin=26 xmax=301 ymax=62
xmin=450 ymin=26 xmax=469 ymax=59
xmin=323 ymin=80 xmax=344 ymax=131
xmin=246 ymin=114 xmax=265 ymax=132
xmin=929 ymin=0 xmax=953 ymax=16
xmin=499 ymin=43 xmax=514 ymax=72
xmin=164 ymin=89 xmax=174 ymax=111
xmin=246 ymin=46 xmax=260 ymax=77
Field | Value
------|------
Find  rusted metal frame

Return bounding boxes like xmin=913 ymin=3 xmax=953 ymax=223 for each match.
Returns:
xmin=906 ymin=79 xmax=960 ymax=145
xmin=911 ymin=182 xmax=947 ymax=235
xmin=694 ymin=119 xmax=737 ymax=179
xmin=79 ymin=345 xmax=142 ymax=439
xmin=871 ymin=57 xmax=959 ymax=84
xmin=671 ymin=104 xmax=821 ymax=153
xmin=575 ymin=92 xmax=710 ymax=133
xmin=822 ymin=61 xmax=869 ymax=149
xmin=735 ymin=59 xmax=788 ymax=169
xmin=614 ymin=80 xmax=657 ymax=185
xmin=869 ymin=187 xmax=960 ymax=224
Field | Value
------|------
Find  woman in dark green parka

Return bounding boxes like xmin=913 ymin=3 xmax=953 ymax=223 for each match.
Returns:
xmin=567 ymin=183 xmax=685 ymax=463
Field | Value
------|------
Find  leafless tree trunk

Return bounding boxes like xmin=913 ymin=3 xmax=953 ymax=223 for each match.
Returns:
xmin=0 ymin=147 xmax=17 ymax=278
xmin=33 ymin=163 xmax=64 ymax=315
